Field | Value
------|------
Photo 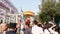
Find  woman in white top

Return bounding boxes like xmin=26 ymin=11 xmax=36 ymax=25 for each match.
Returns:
xmin=43 ymin=23 xmax=58 ymax=34
xmin=43 ymin=23 xmax=51 ymax=34
xmin=32 ymin=20 xmax=43 ymax=34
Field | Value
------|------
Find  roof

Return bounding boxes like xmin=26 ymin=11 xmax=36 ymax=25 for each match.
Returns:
xmin=24 ymin=11 xmax=35 ymax=16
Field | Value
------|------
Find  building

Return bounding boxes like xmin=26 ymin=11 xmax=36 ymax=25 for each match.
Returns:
xmin=0 ymin=0 xmax=19 ymax=23
xmin=0 ymin=0 xmax=18 ymax=14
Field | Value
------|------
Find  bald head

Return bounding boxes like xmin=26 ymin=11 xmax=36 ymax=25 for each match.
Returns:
xmin=1 ymin=23 xmax=7 ymax=32
xmin=1 ymin=23 xmax=6 ymax=25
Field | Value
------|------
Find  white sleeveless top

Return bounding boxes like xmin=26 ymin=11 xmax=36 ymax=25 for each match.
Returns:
xmin=32 ymin=25 xmax=43 ymax=34
xmin=44 ymin=29 xmax=50 ymax=34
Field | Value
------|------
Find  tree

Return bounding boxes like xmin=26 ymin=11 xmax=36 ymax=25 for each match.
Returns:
xmin=56 ymin=2 xmax=60 ymax=15
xmin=39 ymin=12 xmax=51 ymax=23
xmin=39 ymin=0 xmax=60 ymax=33
xmin=39 ymin=0 xmax=57 ymax=23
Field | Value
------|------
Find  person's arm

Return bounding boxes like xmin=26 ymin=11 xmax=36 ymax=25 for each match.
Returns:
xmin=49 ymin=25 xmax=56 ymax=34
xmin=50 ymin=25 xmax=56 ymax=29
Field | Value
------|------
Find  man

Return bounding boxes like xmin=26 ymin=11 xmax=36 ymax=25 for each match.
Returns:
xmin=31 ymin=20 xmax=43 ymax=34
xmin=24 ymin=24 xmax=32 ymax=34
xmin=5 ymin=23 xmax=17 ymax=34
xmin=0 ymin=23 xmax=7 ymax=34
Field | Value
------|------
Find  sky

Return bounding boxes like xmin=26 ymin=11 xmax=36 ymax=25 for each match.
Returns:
xmin=9 ymin=0 xmax=41 ymax=15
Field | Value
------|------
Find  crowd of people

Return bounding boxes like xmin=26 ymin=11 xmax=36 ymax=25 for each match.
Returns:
xmin=0 ymin=19 xmax=59 ymax=34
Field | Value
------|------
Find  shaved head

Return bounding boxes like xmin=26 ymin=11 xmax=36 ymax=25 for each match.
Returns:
xmin=1 ymin=23 xmax=7 ymax=32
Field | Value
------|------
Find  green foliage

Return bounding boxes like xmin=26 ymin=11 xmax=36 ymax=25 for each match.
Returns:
xmin=39 ymin=12 xmax=51 ymax=23
xmin=39 ymin=0 xmax=60 ymax=23
xmin=56 ymin=2 xmax=60 ymax=15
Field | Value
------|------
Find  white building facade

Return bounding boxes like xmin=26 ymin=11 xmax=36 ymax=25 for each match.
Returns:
xmin=0 ymin=0 xmax=19 ymax=23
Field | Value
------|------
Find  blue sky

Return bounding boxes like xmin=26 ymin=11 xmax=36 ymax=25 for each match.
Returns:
xmin=9 ymin=0 xmax=41 ymax=15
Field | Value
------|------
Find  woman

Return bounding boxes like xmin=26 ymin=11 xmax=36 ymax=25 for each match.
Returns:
xmin=32 ymin=20 xmax=43 ymax=34
xmin=43 ymin=23 xmax=51 ymax=34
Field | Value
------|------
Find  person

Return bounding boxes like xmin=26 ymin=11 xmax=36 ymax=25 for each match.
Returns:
xmin=5 ymin=23 xmax=17 ymax=34
xmin=0 ymin=24 xmax=1 ymax=33
xmin=48 ymin=22 xmax=58 ymax=34
xmin=43 ymin=23 xmax=58 ymax=34
xmin=0 ymin=20 xmax=3 ymax=32
xmin=0 ymin=23 xmax=7 ymax=34
xmin=16 ymin=22 xmax=21 ymax=34
xmin=43 ymin=23 xmax=52 ymax=34
xmin=24 ymin=23 xmax=32 ymax=34
xmin=25 ymin=18 xmax=30 ymax=26
xmin=31 ymin=20 xmax=43 ymax=34
xmin=49 ymin=25 xmax=58 ymax=34
xmin=20 ymin=19 xmax=24 ymax=34
xmin=38 ymin=24 xmax=44 ymax=34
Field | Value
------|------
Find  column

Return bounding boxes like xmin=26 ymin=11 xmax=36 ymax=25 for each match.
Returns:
xmin=16 ymin=15 xmax=18 ymax=23
xmin=3 ymin=16 xmax=5 ymax=23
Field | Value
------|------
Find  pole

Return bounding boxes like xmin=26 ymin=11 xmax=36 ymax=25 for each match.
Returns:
xmin=10 ymin=7 xmax=11 ymax=13
xmin=3 ymin=16 xmax=5 ymax=23
xmin=16 ymin=15 xmax=18 ymax=23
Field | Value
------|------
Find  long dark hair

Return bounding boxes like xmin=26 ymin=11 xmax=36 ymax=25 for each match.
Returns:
xmin=38 ymin=24 xmax=42 ymax=27
xmin=43 ymin=23 xmax=53 ymax=30
xmin=52 ymin=26 xmax=58 ymax=32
